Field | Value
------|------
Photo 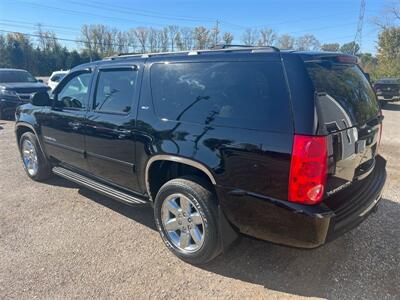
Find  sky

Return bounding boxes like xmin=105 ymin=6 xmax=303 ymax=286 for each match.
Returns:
xmin=0 ymin=0 xmax=389 ymax=54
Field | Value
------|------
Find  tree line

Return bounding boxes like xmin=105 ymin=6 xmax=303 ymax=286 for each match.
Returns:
xmin=0 ymin=21 xmax=399 ymax=80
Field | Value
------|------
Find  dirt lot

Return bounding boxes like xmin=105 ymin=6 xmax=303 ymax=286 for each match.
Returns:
xmin=0 ymin=104 xmax=399 ymax=299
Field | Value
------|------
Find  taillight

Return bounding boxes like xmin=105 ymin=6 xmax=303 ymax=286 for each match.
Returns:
xmin=288 ymin=135 xmax=328 ymax=205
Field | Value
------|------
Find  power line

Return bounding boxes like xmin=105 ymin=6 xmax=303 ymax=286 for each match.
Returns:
xmin=0 ymin=19 xmax=82 ymax=32
xmin=65 ymin=0 xmax=215 ymax=23
xmin=10 ymin=0 xmax=171 ymax=28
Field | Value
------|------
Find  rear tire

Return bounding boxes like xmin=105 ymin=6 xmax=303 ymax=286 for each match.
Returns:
xmin=154 ymin=177 xmax=221 ymax=265
xmin=19 ymin=132 xmax=52 ymax=181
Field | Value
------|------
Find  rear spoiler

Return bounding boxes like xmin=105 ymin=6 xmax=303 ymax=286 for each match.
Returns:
xmin=302 ymin=54 xmax=360 ymax=65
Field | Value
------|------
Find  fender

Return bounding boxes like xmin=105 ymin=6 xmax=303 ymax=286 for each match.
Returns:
xmin=15 ymin=121 xmax=46 ymax=156
xmin=145 ymin=154 xmax=217 ymax=201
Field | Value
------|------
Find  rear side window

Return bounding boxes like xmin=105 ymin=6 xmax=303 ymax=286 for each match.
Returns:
xmin=150 ymin=61 xmax=291 ymax=131
xmin=305 ymin=62 xmax=380 ymax=126
xmin=94 ymin=69 xmax=138 ymax=114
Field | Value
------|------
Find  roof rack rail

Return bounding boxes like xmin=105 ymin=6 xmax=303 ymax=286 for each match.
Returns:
xmin=211 ymin=44 xmax=280 ymax=52
xmin=104 ymin=45 xmax=281 ymax=60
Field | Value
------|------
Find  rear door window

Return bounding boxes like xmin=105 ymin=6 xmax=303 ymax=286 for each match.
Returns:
xmin=150 ymin=61 xmax=292 ymax=132
xmin=94 ymin=69 xmax=138 ymax=114
xmin=305 ymin=62 xmax=380 ymax=127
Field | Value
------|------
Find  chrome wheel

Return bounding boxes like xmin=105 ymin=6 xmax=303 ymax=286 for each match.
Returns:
xmin=161 ymin=193 xmax=205 ymax=253
xmin=22 ymin=139 xmax=38 ymax=176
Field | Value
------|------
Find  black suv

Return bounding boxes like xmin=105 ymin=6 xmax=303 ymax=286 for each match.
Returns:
xmin=15 ymin=47 xmax=386 ymax=264
xmin=373 ymin=78 xmax=400 ymax=107
xmin=0 ymin=68 xmax=49 ymax=119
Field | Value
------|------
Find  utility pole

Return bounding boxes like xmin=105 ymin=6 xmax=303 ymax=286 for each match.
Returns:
xmin=215 ymin=20 xmax=220 ymax=46
xmin=353 ymin=0 xmax=366 ymax=55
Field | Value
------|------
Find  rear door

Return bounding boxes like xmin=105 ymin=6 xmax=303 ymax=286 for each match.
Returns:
xmin=84 ymin=63 xmax=142 ymax=192
xmin=305 ymin=58 xmax=382 ymax=196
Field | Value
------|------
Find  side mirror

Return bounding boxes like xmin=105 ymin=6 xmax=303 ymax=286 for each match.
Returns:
xmin=30 ymin=92 xmax=51 ymax=106
xmin=364 ymin=72 xmax=371 ymax=82
xmin=37 ymin=79 xmax=44 ymax=83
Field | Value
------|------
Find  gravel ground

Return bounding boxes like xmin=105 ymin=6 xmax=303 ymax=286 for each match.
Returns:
xmin=0 ymin=103 xmax=399 ymax=300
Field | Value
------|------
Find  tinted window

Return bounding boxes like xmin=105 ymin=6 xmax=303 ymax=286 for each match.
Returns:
xmin=58 ymin=72 xmax=91 ymax=109
xmin=94 ymin=69 xmax=138 ymax=113
xmin=150 ymin=62 xmax=291 ymax=131
xmin=0 ymin=70 xmax=36 ymax=83
xmin=306 ymin=62 xmax=380 ymax=126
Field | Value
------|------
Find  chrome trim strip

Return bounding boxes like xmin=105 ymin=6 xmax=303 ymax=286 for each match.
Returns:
xmin=86 ymin=151 xmax=134 ymax=168
xmin=145 ymin=155 xmax=217 ymax=200
xmin=53 ymin=166 xmax=147 ymax=204
xmin=359 ymin=194 xmax=381 ymax=217
xmin=44 ymin=139 xmax=84 ymax=154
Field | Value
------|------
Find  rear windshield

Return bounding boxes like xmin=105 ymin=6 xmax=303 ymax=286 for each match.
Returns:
xmin=150 ymin=61 xmax=292 ymax=132
xmin=0 ymin=71 xmax=37 ymax=83
xmin=305 ymin=62 xmax=380 ymax=126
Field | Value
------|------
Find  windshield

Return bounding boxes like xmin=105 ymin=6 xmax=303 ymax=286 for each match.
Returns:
xmin=0 ymin=70 xmax=37 ymax=83
xmin=306 ymin=62 xmax=380 ymax=126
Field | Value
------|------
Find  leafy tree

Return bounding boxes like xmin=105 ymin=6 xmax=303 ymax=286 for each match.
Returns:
xmin=321 ymin=43 xmax=340 ymax=52
xmin=340 ymin=42 xmax=360 ymax=54
xmin=376 ymin=26 xmax=400 ymax=77
xmin=295 ymin=34 xmax=320 ymax=51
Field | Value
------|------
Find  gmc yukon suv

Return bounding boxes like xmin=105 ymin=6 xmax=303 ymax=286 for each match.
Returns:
xmin=15 ymin=47 xmax=386 ymax=264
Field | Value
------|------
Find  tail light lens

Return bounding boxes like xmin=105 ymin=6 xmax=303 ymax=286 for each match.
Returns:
xmin=288 ymin=135 xmax=328 ymax=205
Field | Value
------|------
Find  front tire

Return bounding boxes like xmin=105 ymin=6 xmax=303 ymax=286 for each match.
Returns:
xmin=19 ymin=132 xmax=52 ymax=181
xmin=154 ymin=177 xmax=221 ymax=265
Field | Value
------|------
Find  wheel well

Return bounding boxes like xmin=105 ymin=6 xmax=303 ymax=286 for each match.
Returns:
xmin=16 ymin=126 xmax=34 ymax=147
xmin=147 ymin=160 xmax=215 ymax=200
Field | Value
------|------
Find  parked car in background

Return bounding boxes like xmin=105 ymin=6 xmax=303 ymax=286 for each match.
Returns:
xmin=373 ymin=78 xmax=400 ymax=107
xmin=47 ymin=70 xmax=69 ymax=91
xmin=0 ymin=68 xmax=50 ymax=120
xmin=15 ymin=48 xmax=386 ymax=264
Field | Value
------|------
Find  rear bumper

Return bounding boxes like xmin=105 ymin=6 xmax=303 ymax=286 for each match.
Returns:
xmin=218 ymin=155 xmax=387 ymax=248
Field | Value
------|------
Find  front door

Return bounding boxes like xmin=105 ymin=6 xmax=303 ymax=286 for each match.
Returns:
xmin=84 ymin=64 xmax=141 ymax=192
xmin=40 ymin=69 xmax=93 ymax=171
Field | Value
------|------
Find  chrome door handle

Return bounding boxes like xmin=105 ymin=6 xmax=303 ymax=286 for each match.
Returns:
xmin=114 ymin=128 xmax=131 ymax=138
xmin=68 ymin=121 xmax=82 ymax=130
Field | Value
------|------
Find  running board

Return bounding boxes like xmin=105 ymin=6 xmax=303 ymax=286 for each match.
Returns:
xmin=52 ymin=166 xmax=149 ymax=205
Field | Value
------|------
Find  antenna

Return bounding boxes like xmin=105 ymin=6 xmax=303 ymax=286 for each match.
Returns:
xmin=353 ymin=0 xmax=366 ymax=55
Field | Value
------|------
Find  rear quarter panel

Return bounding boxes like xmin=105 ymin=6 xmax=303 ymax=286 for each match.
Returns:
xmin=135 ymin=54 xmax=293 ymax=201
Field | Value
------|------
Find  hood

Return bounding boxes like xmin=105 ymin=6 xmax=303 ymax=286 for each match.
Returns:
xmin=0 ymin=82 xmax=49 ymax=93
